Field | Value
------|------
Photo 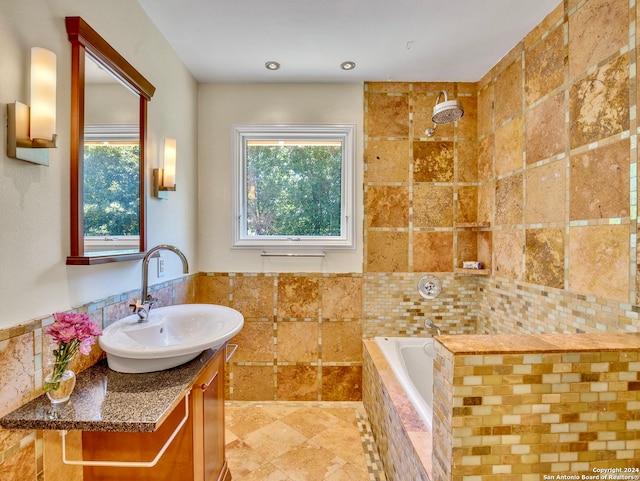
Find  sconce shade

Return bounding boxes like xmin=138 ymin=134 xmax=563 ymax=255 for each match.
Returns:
xmin=153 ymin=138 xmax=177 ymax=199
xmin=163 ymin=138 xmax=176 ymax=188
xmin=30 ymin=47 xmax=56 ymax=142
xmin=6 ymin=46 xmax=57 ymax=165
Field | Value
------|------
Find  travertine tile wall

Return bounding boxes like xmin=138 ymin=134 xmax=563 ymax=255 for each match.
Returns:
xmin=475 ymin=0 xmax=640 ymax=334
xmin=364 ymin=81 xmax=479 ymax=273
xmin=196 ymin=273 xmax=363 ymax=401
xmin=0 ymin=277 xmax=194 ymax=481
xmin=363 ymin=0 xmax=640 ymax=338
xmin=363 ymin=82 xmax=484 ymax=338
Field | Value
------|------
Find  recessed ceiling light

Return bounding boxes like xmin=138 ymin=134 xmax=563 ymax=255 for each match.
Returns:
xmin=340 ymin=61 xmax=356 ymax=71
xmin=265 ymin=61 xmax=280 ymax=71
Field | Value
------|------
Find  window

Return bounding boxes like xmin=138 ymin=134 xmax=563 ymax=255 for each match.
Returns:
xmin=232 ymin=124 xmax=355 ymax=249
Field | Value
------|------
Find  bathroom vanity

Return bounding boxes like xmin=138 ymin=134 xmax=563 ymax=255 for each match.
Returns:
xmin=0 ymin=343 xmax=232 ymax=481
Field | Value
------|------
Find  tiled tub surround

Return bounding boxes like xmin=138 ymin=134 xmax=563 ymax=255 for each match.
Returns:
xmin=361 ymin=0 xmax=640 ymax=335
xmin=365 ymin=333 xmax=640 ymax=481
xmin=364 ymin=272 xmax=640 ymax=339
xmin=477 ymin=277 xmax=640 ymax=335
xmin=433 ymin=333 xmax=640 ymax=481
xmin=363 ymin=339 xmax=432 ymax=481
xmin=363 ymin=273 xmax=479 ymax=339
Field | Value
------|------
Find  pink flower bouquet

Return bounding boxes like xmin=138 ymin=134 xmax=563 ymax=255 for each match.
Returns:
xmin=44 ymin=312 xmax=103 ymax=392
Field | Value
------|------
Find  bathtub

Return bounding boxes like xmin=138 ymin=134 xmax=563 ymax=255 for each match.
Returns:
xmin=374 ymin=336 xmax=434 ymax=430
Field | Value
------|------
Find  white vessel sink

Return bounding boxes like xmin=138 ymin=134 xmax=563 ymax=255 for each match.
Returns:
xmin=99 ymin=304 xmax=244 ymax=373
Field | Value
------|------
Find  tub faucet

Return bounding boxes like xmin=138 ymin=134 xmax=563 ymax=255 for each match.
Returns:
xmin=132 ymin=244 xmax=189 ymax=322
xmin=424 ymin=318 xmax=442 ymax=336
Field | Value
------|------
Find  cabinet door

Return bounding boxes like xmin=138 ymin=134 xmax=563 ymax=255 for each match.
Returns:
xmin=194 ymin=347 xmax=229 ymax=481
xmin=203 ymin=364 xmax=224 ymax=478
xmin=82 ymin=395 xmax=194 ymax=481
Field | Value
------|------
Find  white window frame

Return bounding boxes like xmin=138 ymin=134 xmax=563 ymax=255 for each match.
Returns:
xmin=232 ymin=123 xmax=356 ymax=249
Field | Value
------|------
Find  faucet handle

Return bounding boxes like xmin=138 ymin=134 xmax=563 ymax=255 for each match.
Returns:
xmin=129 ymin=299 xmax=146 ymax=313
xmin=145 ymin=294 xmax=158 ymax=306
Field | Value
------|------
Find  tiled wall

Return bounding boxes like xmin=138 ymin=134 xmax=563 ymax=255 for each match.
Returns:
xmin=0 ymin=277 xmax=194 ymax=481
xmin=364 ymin=82 xmax=482 ymax=338
xmin=196 ymin=273 xmax=363 ymax=401
xmin=362 ymin=81 xmax=487 ymax=339
xmin=475 ymin=0 xmax=640 ymax=334
xmin=364 ymin=81 xmax=480 ymax=272
xmin=363 ymin=272 xmax=477 ymax=338
xmin=478 ymin=277 xmax=640 ymax=335
xmin=362 ymin=0 xmax=640 ymax=339
xmin=432 ymin=334 xmax=640 ymax=481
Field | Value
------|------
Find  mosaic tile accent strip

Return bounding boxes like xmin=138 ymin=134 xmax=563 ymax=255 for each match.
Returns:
xmin=477 ymin=277 xmax=640 ymax=334
xmin=363 ymin=272 xmax=478 ymax=338
xmin=355 ymin=408 xmax=388 ymax=481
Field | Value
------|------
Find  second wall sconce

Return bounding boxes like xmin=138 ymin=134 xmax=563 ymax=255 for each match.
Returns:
xmin=7 ymin=47 xmax=58 ymax=166
xmin=153 ymin=138 xmax=177 ymax=199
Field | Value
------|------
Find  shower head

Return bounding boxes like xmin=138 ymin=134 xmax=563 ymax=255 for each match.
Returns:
xmin=425 ymin=90 xmax=464 ymax=137
xmin=432 ymin=90 xmax=464 ymax=124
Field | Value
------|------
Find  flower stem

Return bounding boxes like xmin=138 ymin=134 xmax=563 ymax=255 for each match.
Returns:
xmin=45 ymin=339 xmax=79 ymax=392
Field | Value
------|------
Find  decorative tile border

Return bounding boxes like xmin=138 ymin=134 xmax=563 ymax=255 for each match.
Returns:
xmin=477 ymin=277 xmax=640 ymax=334
xmin=363 ymin=272 xmax=478 ymax=339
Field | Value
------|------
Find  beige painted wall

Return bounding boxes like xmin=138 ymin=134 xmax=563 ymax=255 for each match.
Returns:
xmin=0 ymin=0 xmax=199 ymax=329
xmin=197 ymin=83 xmax=364 ymax=273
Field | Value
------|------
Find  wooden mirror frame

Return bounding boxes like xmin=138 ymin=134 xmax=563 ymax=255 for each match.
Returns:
xmin=65 ymin=17 xmax=155 ymax=265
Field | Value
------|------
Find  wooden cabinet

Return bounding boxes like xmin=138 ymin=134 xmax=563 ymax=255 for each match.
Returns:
xmin=82 ymin=345 xmax=231 ymax=481
xmin=192 ymin=343 xmax=230 ymax=481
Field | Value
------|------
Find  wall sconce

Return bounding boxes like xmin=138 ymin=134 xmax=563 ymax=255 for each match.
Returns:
xmin=153 ymin=138 xmax=177 ymax=199
xmin=6 ymin=47 xmax=58 ymax=166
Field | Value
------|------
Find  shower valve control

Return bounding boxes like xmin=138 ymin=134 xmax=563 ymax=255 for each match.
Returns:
xmin=417 ymin=275 xmax=442 ymax=299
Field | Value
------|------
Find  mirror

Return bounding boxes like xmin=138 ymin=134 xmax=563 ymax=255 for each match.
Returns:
xmin=65 ymin=17 xmax=155 ymax=265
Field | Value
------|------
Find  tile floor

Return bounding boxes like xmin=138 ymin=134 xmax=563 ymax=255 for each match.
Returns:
xmin=225 ymin=401 xmax=386 ymax=481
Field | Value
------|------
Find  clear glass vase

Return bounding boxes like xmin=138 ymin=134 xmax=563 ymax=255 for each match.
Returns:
xmin=44 ymin=361 xmax=76 ymax=404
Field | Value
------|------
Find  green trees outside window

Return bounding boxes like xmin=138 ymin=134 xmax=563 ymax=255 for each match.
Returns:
xmin=83 ymin=144 xmax=140 ymax=236
xmin=246 ymin=143 xmax=342 ymax=237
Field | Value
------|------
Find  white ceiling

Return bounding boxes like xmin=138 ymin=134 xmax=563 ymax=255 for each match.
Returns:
xmin=136 ymin=0 xmax=560 ymax=84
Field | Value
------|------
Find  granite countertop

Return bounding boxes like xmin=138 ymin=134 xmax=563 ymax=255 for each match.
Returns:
xmin=0 ymin=348 xmax=218 ymax=433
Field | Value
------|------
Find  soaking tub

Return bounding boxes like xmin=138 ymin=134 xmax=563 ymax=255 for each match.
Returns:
xmin=374 ymin=336 xmax=434 ymax=430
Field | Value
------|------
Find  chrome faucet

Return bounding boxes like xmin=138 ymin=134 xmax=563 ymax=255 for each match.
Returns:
xmin=424 ymin=318 xmax=442 ymax=336
xmin=131 ymin=244 xmax=189 ymax=322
